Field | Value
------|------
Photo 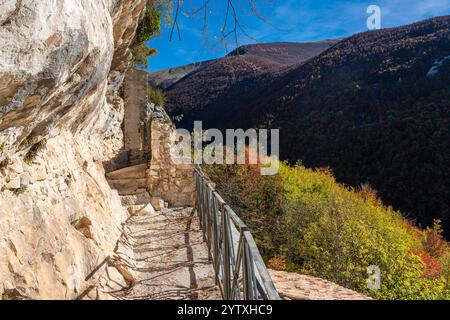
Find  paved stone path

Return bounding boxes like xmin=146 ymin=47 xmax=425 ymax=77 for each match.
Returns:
xmin=92 ymin=186 xmax=220 ymax=300
xmin=122 ymin=205 xmax=220 ymax=300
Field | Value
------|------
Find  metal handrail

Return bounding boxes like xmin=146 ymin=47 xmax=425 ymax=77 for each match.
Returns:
xmin=194 ymin=167 xmax=280 ymax=300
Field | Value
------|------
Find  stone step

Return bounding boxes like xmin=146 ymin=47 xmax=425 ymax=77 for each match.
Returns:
xmin=108 ymin=178 xmax=147 ymax=194
xmin=128 ymin=150 xmax=144 ymax=161
xmin=104 ymin=149 xmax=146 ymax=172
xmin=120 ymin=190 xmax=152 ymax=206
xmin=117 ymin=188 xmax=141 ymax=196
xmin=128 ymin=157 xmax=144 ymax=163
xmin=106 ymin=163 xmax=147 ymax=180
xmin=126 ymin=204 xmax=147 ymax=215
xmin=104 ymin=150 xmax=130 ymax=173
xmin=149 ymin=196 xmax=168 ymax=211
xmin=127 ymin=203 xmax=156 ymax=216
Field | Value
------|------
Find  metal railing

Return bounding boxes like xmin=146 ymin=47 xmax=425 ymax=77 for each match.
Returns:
xmin=194 ymin=168 xmax=280 ymax=300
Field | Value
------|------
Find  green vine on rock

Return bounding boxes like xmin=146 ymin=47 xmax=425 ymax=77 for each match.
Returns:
xmin=0 ymin=157 xmax=10 ymax=170
xmin=11 ymin=185 xmax=28 ymax=196
xmin=24 ymin=140 xmax=47 ymax=165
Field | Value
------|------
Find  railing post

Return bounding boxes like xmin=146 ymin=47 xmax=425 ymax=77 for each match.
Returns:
xmin=243 ymin=238 xmax=256 ymax=300
xmin=231 ymin=231 xmax=244 ymax=299
xmin=212 ymin=199 xmax=221 ymax=285
xmin=222 ymin=208 xmax=231 ymax=299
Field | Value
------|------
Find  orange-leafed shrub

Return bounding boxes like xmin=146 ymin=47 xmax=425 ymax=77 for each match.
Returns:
xmin=410 ymin=248 xmax=443 ymax=279
xmin=358 ymin=183 xmax=383 ymax=206
xmin=268 ymin=255 xmax=288 ymax=271
xmin=422 ymin=220 xmax=448 ymax=258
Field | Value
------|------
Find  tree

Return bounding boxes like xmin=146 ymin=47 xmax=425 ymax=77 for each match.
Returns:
xmin=169 ymin=0 xmax=278 ymax=50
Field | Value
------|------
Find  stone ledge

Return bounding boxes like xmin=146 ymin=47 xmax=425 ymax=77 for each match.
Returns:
xmin=269 ymin=270 xmax=372 ymax=300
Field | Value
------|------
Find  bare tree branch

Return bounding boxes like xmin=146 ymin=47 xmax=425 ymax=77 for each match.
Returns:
xmin=169 ymin=0 xmax=286 ymax=51
xmin=169 ymin=0 xmax=182 ymax=41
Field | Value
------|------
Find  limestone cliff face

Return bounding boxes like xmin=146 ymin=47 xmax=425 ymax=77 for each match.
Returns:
xmin=0 ymin=0 xmax=147 ymax=299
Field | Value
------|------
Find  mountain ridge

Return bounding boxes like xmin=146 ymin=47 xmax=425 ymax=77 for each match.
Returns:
xmin=148 ymin=40 xmax=339 ymax=92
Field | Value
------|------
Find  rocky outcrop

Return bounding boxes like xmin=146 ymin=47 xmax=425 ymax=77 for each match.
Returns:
xmin=0 ymin=0 xmax=147 ymax=299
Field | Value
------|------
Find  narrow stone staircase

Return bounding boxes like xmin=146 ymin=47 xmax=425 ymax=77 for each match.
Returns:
xmin=102 ymin=164 xmax=220 ymax=300
xmin=106 ymin=163 xmax=147 ymax=196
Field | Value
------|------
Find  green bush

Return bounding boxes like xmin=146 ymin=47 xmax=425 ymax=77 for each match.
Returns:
xmin=132 ymin=43 xmax=158 ymax=69
xmin=147 ymin=87 xmax=165 ymax=107
xmin=203 ymin=160 xmax=285 ymax=257
xmin=135 ymin=3 xmax=162 ymax=47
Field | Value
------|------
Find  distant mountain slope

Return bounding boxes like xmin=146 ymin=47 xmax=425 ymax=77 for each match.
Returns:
xmin=162 ymin=41 xmax=338 ymax=116
xmin=165 ymin=16 xmax=450 ymax=237
xmin=148 ymin=59 xmax=214 ymax=89
xmin=225 ymin=41 xmax=341 ymax=65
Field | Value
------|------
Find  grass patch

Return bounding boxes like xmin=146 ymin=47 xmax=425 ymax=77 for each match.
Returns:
xmin=117 ymin=84 xmax=125 ymax=99
xmin=147 ymin=87 xmax=165 ymax=107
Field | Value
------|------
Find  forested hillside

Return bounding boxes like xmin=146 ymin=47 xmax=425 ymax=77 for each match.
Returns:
xmin=163 ymin=41 xmax=338 ymax=118
xmin=166 ymin=16 xmax=450 ymax=238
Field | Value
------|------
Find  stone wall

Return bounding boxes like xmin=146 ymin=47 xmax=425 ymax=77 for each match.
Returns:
xmin=146 ymin=104 xmax=196 ymax=208
xmin=122 ymin=70 xmax=196 ymax=208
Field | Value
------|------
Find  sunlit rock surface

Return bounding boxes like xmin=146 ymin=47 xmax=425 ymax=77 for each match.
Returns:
xmin=0 ymin=0 xmax=146 ymax=299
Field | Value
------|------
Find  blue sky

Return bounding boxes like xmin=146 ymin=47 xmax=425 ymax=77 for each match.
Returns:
xmin=146 ymin=0 xmax=450 ymax=71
